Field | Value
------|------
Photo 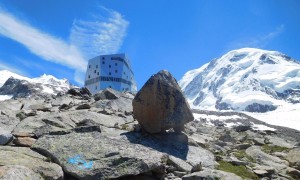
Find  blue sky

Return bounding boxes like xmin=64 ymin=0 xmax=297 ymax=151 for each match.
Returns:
xmin=0 ymin=0 xmax=299 ymax=88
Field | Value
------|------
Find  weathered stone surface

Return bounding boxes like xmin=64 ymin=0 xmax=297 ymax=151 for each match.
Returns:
xmin=0 ymin=115 xmax=19 ymax=132
xmin=265 ymin=135 xmax=296 ymax=148
xmin=13 ymin=137 xmax=36 ymax=147
xmin=32 ymin=132 xmax=168 ymax=179
xmin=0 ymin=146 xmax=63 ymax=180
xmin=286 ymin=148 xmax=300 ymax=170
xmin=246 ymin=146 xmax=288 ymax=170
xmin=253 ymin=169 xmax=269 ymax=176
xmin=13 ymin=110 xmax=128 ymax=136
xmin=67 ymin=87 xmax=91 ymax=98
xmin=186 ymin=146 xmax=216 ymax=169
xmin=0 ymin=127 xmax=13 ymax=145
xmin=168 ymin=156 xmax=192 ymax=172
xmin=0 ymin=165 xmax=42 ymax=180
xmin=182 ymin=169 xmax=242 ymax=180
xmin=94 ymin=88 xmax=120 ymax=101
xmin=286 ymin=167 xmax=300 ymax=177
xmin=133 ymin=70 xmax=193 ymax=133
xmin=75 ymin=103 xmax=91 ymax=110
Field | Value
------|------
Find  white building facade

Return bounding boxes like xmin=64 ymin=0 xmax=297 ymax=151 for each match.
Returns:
xmin=84 ymin=54 xmax=137 ymax=94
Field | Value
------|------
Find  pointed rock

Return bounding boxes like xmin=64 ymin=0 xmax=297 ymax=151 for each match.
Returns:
xmin=133 ymin=70 xmax=194 ymax=133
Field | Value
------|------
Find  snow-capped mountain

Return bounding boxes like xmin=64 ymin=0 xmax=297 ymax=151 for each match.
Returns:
xmin=179 ymin=48 xmax=300 ymax=113
xmin=0 ymin=70 xmax=72 ymax=99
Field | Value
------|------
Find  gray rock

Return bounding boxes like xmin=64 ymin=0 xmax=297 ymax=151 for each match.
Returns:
xmin=167 ymin=156 xmax=192 ymax=172
xmin=234 ymin=143 xmax=251 ymax=150
xmin=94 ymin=88 xmax=120 ymax=101
xmin=0 ymin=165 xmax=42 ymax=180
xmin=32 ymin=132 xmax=168 ymax=179
xmin=182 ymin=169 xmax=242 ymax=180
xmin=246 ymin=146 xmax=288 ymax=170
xmin=286 ymin=148 xmax=300 ymax=170
xmin=13 ymin=110 xmax=128 ymax=136
xmin=0 ymin=127 xmax=13 ymax=145
xmin=0 ymin=115 xmax=20 ymax=132
xmin=133 ymin=70 xmax=194 ymax=133
xmin=286 ymin=167 xmax=300 ymax=177
xmin=0 ymin=146 xmax=63 ymax=180
xmin=253 ymin=169 xmax=269 ymax=176
xmin=75 ymin=103 xmax=91 ymax=110
xmin=265 ymin=135 xmax=296 ymax=148
xmin=253 ymin=138 xmax=265 ymax=145
xmin=186 ymin=146 xmax=216 ymax=169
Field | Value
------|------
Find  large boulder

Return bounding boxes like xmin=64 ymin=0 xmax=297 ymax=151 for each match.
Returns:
xmin=0 ymin=146 xmax=63 ymax=180
xmin=133 ymin=70 xmax=194 ymax=133
xmin=32 ymin=132 xmax=168 ymax=179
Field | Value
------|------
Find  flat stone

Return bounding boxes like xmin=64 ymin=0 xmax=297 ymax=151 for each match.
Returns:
xmin=168 ymin=156 xmax=192 ymax=172
xmin=253 ymin=169 xmax=269 ymax=176
xmin=286 ymin=148 xmax=300 ymax=170
xmin=13 ymin=137 xmax=36 ymax=147
xmin=246 ymin=146 xmax=288 ymax=171
xmin=182 ymin=169 xmax=242 ymax=180
xmin=0 ymin=146 xmax=63 ymax=180
xmin=75 ymin=103 xmax=91 ymax=110
xmin=32 ymin=132 xmax=168 ymax=179
xmin=0 ymin=165 xmax=42 ymax=180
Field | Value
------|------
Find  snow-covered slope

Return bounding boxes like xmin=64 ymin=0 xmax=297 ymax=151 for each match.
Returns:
xmin=179 ymin=48 xmax=300 ymax=112
xmin=0 ymin=70 xmax=30 ymax=87
xmin=0 ymin=70 xmax=72 ymax=98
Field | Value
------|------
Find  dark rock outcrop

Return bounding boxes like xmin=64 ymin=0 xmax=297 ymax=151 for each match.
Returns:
xmin=133 ymin=70 xmax=194 ymax=133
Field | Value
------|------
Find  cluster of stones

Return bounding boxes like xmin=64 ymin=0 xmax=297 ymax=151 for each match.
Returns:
xmin=0 ymin=70 xmax=299 ymax=180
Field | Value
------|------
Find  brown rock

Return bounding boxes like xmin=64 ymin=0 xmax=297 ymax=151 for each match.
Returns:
xmin=13 ymin=137 xmax=36 ymax=147
xmin=133 ymin=70 xmax=194 ymax=133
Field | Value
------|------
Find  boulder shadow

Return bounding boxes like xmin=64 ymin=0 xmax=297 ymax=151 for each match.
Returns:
xmin=121 ymin=131 xmax=189 ymax=160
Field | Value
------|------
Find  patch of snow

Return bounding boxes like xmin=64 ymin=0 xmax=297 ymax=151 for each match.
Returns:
xmin=0 ymin=95 xmax=13 ymax=101
xmin=245 ymin=103 xmax=300 ymax=131
xmin=251 ymin=124 xmax=276 ymax=131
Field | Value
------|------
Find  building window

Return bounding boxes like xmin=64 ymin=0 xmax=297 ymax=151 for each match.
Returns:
xmin=109 ymin=72 xmax=111 ymax=75
xmin=109 ymin=86 xmax=112 ymax=88
xmin=95 ymin=86 xmax=97 ymax=90
xmin=88 ymin=75 xmax=90 ymax=79
xmin=109 ymin=65 xmax=111 ymax=68
xmin=124 ymin=72 xmax=126 ymax=75
xmin=102 ymin=61 xmax=105 ymax=64
xmin=97 ymin=72 xmax=99 ymax=75
xmin=115 ymin=63 xmax=117 ymax=66
xmin=102 ymin=57 xmax=105 ymax=60
xmin=89 ymin=65 xmax=91 ymax=68
xmin=115 ymin=70 xmax=118 ymax=73
xmin=96 ymin=65 xmax=98 ymax=68
xmin=94 ymin=70 xmax=96 ymax=73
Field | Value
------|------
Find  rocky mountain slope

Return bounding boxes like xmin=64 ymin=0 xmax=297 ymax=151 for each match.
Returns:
xmin=179 ymin=48 xmax=300 ymax=113
xmin=0 ymin=71 xmax=300 ymax=179
xmin=0 ymin=70 xmax=72 ymax=99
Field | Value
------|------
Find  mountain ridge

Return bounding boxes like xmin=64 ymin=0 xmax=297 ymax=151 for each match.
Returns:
xmin=179 ymin=48 xmax=300 ymax=112
xmin=0 ymin=70 xmax=72 ymax=99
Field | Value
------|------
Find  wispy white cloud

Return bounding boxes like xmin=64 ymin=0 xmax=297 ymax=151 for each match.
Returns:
xmin=0 ymin=6 xmax=129 ymax=85
xmin=226 ymin=24 xmax=285 ymax=50
xmin=70 ymin=6 xmax=129 ymax=59
xmin=0 ymin=10 xmax=86 ymax=72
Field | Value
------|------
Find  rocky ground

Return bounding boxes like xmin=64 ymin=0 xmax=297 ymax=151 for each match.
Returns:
xmin=0 ymin=87 xmax=300 ymax=179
